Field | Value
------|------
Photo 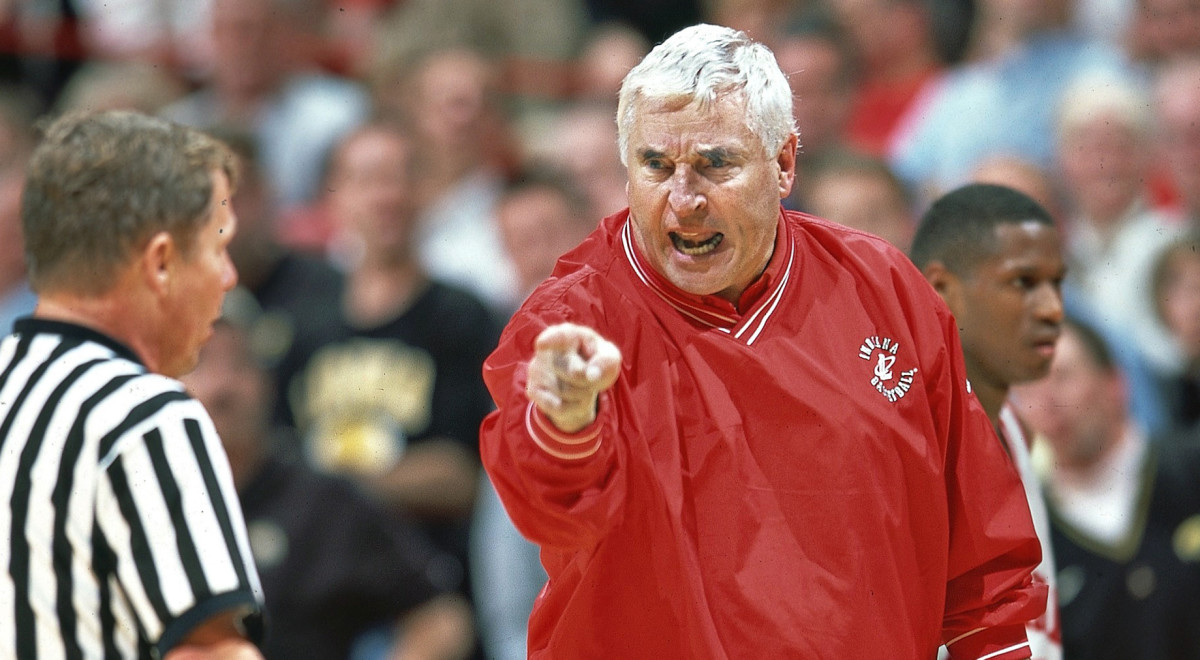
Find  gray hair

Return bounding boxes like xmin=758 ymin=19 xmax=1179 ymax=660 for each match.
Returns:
xmin=21 ymin=110 xmax=237 ymax=295
xmin=616 ymin=24 xmax=797 ymax=164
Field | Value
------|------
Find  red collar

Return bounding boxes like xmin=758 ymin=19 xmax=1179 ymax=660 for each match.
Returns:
xmin=621 ymin=209 xmax=794 ymax=341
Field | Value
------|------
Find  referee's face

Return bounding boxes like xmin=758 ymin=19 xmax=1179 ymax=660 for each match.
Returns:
xmin=163 ymin=171 xmax=239 ymax=377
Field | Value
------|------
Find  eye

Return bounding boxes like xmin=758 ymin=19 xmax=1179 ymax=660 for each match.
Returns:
xmin=707 ymin=155 xmax=727 ymax=169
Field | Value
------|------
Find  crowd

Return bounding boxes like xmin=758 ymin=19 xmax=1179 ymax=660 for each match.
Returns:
xmin=2 ymin=0 xmax=1199 ymax=658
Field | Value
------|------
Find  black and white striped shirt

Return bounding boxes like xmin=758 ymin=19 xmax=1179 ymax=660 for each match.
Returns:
xmin=1 ymin=318 xmax=263 ymax=659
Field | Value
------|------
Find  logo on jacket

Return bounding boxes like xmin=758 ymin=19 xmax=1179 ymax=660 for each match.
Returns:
xmin=859 ymin=336 xmax=918 ymax=403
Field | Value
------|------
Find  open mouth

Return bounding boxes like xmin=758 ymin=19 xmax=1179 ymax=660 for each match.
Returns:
xmin=670 ymin=232 xmax=724 ymax=256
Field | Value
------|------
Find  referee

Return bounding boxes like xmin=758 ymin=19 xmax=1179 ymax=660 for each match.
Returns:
xmin=1 ymin=111 xmax=264 ymax=659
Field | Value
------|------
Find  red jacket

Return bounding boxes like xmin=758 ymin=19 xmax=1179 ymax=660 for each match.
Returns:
xmin=480 ymin=208 xmax=1046 ymax=659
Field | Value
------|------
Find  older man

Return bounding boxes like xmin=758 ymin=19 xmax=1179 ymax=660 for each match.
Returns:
xmin=1 ymin=111 xmax=262 ymax=659
xmin=480 ymin=23 xmax=1045 ymax=659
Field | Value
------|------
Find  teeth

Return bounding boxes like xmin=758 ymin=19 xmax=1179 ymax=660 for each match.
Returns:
xmin=671 ymin=232 xmax=723 ymax=256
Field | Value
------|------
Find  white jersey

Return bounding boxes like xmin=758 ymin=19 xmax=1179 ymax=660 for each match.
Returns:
xmin=999 ymin=403 xmax=1062 ymax=660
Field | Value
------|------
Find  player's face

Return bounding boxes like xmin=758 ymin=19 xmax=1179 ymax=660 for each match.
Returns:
xmin=624 ymin=96 xmax=795 ymax=304
xmin=164 ymin=171 xmax=239 ymax=378
xmin=955 ymin=221 xmax=1065 ymax=390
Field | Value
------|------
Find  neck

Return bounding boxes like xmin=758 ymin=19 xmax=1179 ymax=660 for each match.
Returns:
xmin=343 ymin=261 xmax=426 ymax=327
xmin=34 ymin=292 xmax=161 ymax=372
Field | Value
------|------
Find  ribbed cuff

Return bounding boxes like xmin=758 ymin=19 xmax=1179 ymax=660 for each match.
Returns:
xmin=946 ymin=625 xmax=1031 ymax=660
xmin=524 ymin=400 xmax=604 ymax=461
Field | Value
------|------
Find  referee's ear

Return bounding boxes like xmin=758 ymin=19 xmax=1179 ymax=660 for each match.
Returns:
xmin=140 ymin=230 xmax=178 ymax=298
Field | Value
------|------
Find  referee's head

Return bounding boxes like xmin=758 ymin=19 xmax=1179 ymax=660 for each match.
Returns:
xmin=21 ymin=110 xmax=242 ymax=377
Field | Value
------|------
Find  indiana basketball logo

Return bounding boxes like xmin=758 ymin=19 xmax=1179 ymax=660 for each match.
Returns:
xmin=859 ymin=336 xmax=918 ymax=402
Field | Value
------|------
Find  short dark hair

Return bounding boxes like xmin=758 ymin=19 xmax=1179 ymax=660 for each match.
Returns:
xmin=503 ymin=163 xmax=591 ymax=219
xmin=910 ymin=182 xmax=1055 ymax=273
xmin=21 ymin=110 xmax=238 ymax=295
xmin=1062 ymin=315 xmax=1117 ymax=373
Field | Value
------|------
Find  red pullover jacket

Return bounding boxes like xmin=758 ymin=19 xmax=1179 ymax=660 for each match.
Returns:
xmin=480 ymin=208 xmax=1046 ymax=659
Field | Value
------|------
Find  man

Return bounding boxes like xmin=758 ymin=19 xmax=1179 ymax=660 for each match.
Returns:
xmin=1 ymin=110 xmax=263 ymax=659
xmin=1014 ymin=318 xmax=1200 ymax=660
xmin=911 ymin=182 xmax=1067 ymax=659
xmin=182 ymin=311 xmax=475 ymax=660
xmin=289 ymin=120 xmax=500 ymax=622
xmin=480 ymin=24 xmax=1045 ymax=659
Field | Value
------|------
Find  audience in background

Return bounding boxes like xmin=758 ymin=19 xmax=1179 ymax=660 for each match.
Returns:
xmin=826 ymin=0 xmax=945 ymax=156
xmin=1152 ymin=57 xmax=1200 ymax=226
xmin=162 ymin=0 xmax=370 ymax=212
xmin=289 ymin=123 xmax=500 ymax=631
xmin=1053 ymin=72 xmax=1183 ymax=372
xmin=1150 ymin=234 xmax=1200 ymax=434
xmin=802 ymin=150 xmax=915 ymax=252
xmin=182 ymin=313 xmax=475 ymax=660
xmin=1013 ymin=317 xmax=1200 ymax=660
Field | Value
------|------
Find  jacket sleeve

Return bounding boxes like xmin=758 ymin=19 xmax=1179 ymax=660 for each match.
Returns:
xmin=928 ymin=301 xmax=1048 ymax=660
xmin=478 ymin=299 xmax=629 ymax=552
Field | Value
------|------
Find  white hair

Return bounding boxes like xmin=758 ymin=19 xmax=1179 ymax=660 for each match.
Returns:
xmin=1057 ymin=71 xmax=1153 ymax=139
xmin=615 ymin=23 xmax=797 ymax=165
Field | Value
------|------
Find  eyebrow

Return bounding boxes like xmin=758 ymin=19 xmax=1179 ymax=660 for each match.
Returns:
xmin=639 ymin=149 xmax=666 ymax=162
xmin=698 ymin=147 xmax=735 ymax=162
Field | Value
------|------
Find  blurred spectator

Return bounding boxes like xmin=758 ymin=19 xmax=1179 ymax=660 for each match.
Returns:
xmin=708 ymin=0 xmax=801 ymax=42
xmin=1054 ymin=72 xmax=1183 ymax=371
xmin=55 ymin=60 xmax=185 ymax=114
xmin=802 ymin=150 xmax=915 ymax=252
xmin=0 ymin=165 xmax=32 ymax=335
xmin=494 ymin=165 xmax=597 ymax=304
xmin=971 ymin=155 xmax=1067 ymax=223
xmin=1013 ymin=317 xmax=1200 ymax=660
xmin=772 ymin=8 xmax=856 ymax=212
xmin=0 ymin=0 xmax=85 ymax=112
xmin=582 ymin=0 xmax=703 ymax=45
xmin=0 ymin=92 xmax=34 ymax=335
xmin=890 ymin=0 xmax=1131 ymax=205
xmin=471 ymin=166 xmax=595 ymax=660
xmin=1126 ymin=0 xmax=1200 ymax=69
xmin=182 ymin=312 xmax=475 ymax=660
xmin=1152 ymin=57 xmax=1200 ymax=226
xmin=827 ymin=0 xmax=946 ymax=156
xmin=162 ymin=0 xmax=369 ymax=212
xmin=368 ymin=0 xmax=587 ymax=117
xmin=572 ymin=21 xmax=649 ymax=104
xmin=209 ymin=128 xmax=346 ymax=430
xmin=385 ymin=47 xmax=521 ymax=313
xmin=72 ymin=0 xmax=212 ymax=75
xmin=289 ymin=121 xmax=500 ymax=616
xmin=1073 ymin=0 xmax=1138 ymax=48
xmin=526 ymin=101 xmax=628 ymax=222
xmin=1151 ymin=234 xmax=1200 ymax=434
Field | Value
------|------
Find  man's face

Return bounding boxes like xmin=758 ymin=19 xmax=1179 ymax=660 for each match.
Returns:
xmin=163 ymin=171 xmax=239 ymax=377
xmin=624 ymin=96 xmax=795 ymax=303
xmin=1013 ymin=326 xmax=1120 ymax=468
xmin=327 ymin=129 xmax=415 ymax=263
xmin=952 ymin=221 xmax=1065 ymax=391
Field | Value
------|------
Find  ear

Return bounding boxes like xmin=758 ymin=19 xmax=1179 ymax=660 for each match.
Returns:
xmin=776 ymin=133 xmax=798 ymax=199
xmin=140 ymin=231 xmax=177 ymax=298
xmin=921 ymin=260 xmax=963 ymax=314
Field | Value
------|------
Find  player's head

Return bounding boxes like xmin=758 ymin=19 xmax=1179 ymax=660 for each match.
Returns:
xmin=616 ymin=23 xmax=797 ymax=165
xmin=912 ymin=183 xmax=1065 ymax=390
xmin=22 ymin=109 xmax=238 ymax=296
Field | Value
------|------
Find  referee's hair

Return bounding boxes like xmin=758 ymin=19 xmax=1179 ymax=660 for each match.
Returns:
xmin=910 ymin=182 xmax=1055 ymax=275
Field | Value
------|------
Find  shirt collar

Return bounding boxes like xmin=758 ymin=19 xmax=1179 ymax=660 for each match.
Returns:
xmin=621 ymin=208 xmax=794 ymax=336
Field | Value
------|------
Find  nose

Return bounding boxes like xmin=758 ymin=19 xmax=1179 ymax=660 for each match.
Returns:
xmin=223 ymin=253 xmax=239 ymax=291
xmin=667 ymin=165 xmax=706 ymax=217
xmin=1034 ymin=281 xmax=1064 ymax=324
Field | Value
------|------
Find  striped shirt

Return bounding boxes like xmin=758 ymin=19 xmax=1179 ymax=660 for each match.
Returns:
xmin=1 ymin=318 xmax=263 ymax=659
